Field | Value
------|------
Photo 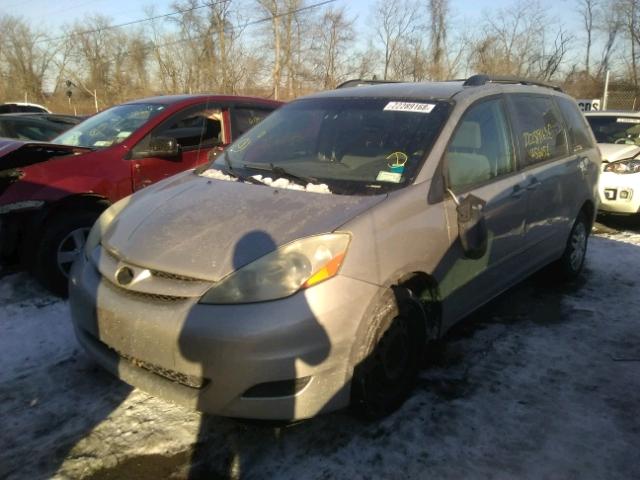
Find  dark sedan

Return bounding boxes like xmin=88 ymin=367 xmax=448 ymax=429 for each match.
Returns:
xmin=0 ymin=113 xmax=83 ymax=141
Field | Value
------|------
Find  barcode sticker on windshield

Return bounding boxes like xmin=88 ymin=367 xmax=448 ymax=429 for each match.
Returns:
xmin=616 ymin=117 xmax=640 ymax=124
xmin=384 ymin=101 xmax=435 ymax=113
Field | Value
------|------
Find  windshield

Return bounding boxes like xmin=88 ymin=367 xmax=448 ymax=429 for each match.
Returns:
xmin=586 ymin=115 xmax=640 ymax=145
xmin=213 ymin=97 xmax=451 ymax=195
xmin=54 ymin=103 xmax=166 ymax=148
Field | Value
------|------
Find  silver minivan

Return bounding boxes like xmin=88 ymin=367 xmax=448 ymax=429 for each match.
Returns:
xmin=70 ymin=76 xmax=600 ymax=420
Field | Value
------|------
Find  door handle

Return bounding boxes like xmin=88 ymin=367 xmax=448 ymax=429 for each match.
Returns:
xmin=526 ymin=178 xmax=542 ymax=190
xmin=510 ymin=185 xmax=525 ymax=198
xmin=577 ymin=156 xmax=589 ymax=174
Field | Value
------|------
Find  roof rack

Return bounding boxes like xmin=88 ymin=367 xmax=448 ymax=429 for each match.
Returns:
xmin=336 ymin=79 xmax=401 ymax=89
xmin=462 ymin=74 xmax=563 ymax=92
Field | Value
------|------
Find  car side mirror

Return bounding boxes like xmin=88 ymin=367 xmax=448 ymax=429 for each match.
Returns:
xmin=453 ymin=192 xmax=488 ymax=259
xmin=132 ymin=136 xmax=180 ymax=160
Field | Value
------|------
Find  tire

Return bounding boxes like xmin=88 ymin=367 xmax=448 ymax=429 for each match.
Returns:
xmin=33 ymin=210 xmax=100 ymax=297
xmin=351 ymin=288 xmax=426 ymax=419
xmin=553 ymin=211 xmax=590 ymax=281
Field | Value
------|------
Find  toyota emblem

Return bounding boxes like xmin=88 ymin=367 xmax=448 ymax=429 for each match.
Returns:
xmin=115 ymin=266 xmax=135 ymax=286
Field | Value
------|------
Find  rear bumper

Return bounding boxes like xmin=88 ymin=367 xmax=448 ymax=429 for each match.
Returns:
xmin=598 ymin=172 xmax=640 ymax=214
xmin=69 ymin=254 xmax=381 ymax=420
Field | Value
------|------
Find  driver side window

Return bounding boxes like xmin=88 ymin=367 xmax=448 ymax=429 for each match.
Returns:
xmin=133 ymin=105 xmax=224 ymax=157
xmin=446 ymin=98 xmax=515 ymax=191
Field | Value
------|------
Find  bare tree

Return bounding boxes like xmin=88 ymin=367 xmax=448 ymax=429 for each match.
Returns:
xmin=428 ymin=0 xmax=448 ymax=79
xmin=311 ymin=7 xmax=355 ymax=88
xmin=595 ymin=1 xmax=622 ymax=77
xmin=0 ymin=15 xmax=58 ymax=101
xmin=373 ymin=0 xmax=421 ymax=80
xmin=256 ymin=0 xmax=284 ymax=99
xmin=579 ymin=0 xmax=597 ymax=75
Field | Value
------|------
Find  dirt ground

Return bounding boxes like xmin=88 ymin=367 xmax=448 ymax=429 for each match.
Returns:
xmin=1 ymin=217 xmax=639 ymax=480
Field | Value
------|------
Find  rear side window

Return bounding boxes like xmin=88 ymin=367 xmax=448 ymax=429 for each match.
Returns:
xmin=510 ymin=95 xmax=569 ymax=166
xmin=445 ymin=98 xmax=515 ymax=191
xmin=556 ymin=97 xmax=594 ymax=152
xmin=232 ymin=107 xmax=272 ymax=138
xmin=160 ymin=108 xmax=223 ymax=149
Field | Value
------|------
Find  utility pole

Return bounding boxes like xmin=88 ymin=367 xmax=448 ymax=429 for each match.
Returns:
xmin=603 ymin=70 xmax=610 ymax=111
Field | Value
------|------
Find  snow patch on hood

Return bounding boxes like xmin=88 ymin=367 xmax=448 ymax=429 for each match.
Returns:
xmin=199 ymin=168 xmax=236 ymax=182
xmin=251 ymin=174 xmax=331 ymax=194
xmin=199 ymin=168 xmax=332 ymax=194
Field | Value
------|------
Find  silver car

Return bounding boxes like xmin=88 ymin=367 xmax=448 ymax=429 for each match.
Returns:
xmin=70 ymin=75 xmax=600 ymax=420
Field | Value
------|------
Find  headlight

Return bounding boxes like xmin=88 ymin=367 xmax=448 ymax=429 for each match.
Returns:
xmin=603 ymin=158 xmax=640 ymax=174
xmin=84 ymin=197 xmax=131 ymax=258
xmin=199 ymin=233 xmax=350 ymax=304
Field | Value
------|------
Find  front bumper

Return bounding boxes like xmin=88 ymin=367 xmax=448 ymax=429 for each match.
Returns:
xmin=69 ymin=254 xmax=381 ymax=420
xmin=598 ymin=171 xmax=640 ymax=214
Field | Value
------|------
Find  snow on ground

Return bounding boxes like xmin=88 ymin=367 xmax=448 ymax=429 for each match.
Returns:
xmin=1 ymin=221 xmax=639 ymax=480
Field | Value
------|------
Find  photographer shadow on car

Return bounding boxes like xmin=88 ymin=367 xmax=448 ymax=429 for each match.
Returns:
xmin=178 ymin=230 xmax=333 ymax=478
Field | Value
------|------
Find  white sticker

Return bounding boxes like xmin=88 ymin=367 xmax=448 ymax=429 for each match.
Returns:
xmin=376 ymin=171 xmax=402 ymax=183
xmin=616 ymin=117 xmax=640 ymax=124
xmin=383 ymin=101 xmax=435 ymax=114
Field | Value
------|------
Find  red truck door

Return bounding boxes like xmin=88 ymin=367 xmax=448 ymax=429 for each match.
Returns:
xmin=129 ymin=104 xmax=228 ymax=190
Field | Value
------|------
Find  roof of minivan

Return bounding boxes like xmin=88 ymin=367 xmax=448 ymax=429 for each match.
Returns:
xmin=303 ymin=80 xmax=567 ymax=102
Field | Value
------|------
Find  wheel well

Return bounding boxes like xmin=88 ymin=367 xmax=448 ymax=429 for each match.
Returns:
xmin=395 ymin=272 xmax=442 ymax=339
xmin=579 ymin=200 xmax=595 ymax=229
xmin=42 ymin=194 xmax=110 ymax=226
xmin=18 ymin=194 xmax=110 ymax=268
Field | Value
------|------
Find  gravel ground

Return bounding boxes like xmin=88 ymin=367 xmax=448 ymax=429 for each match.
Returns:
xmin=1 ymin=219 xmax=639 ymax=480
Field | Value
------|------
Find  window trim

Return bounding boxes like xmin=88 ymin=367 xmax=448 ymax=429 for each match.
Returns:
xmin=440 ymin=94 xmax=520 ymax=196
xmin=554 ymin=96 xmax=596 ymax=154
xmin=505 ymin=93 xmax=571 ymax=172
xmin=131 ymin=103 xmax=227 ymax=158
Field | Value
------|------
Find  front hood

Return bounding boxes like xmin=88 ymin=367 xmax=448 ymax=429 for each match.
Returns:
xmin=103 ymin=173 xmax=386 ymax=281
xmin=598 ymin=143 xmax=640 ymax=162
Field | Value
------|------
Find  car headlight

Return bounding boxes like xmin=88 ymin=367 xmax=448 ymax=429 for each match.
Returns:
xmin=84 ymin=197 xmax=131 ymax=258
xmin=199 ymin=233 xmax=350 ymax=304
xmin=603 ymin=158 xmax=640 ymax=174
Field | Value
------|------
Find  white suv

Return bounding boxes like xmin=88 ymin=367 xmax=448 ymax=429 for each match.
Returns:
xmin=585 ymin=111 xmax=640 ymax=215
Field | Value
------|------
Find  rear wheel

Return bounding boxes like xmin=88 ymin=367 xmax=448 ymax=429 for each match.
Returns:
xmin=33 ymin=210 xmax=100 ymax=297
xmin=553 ymin=211 xmax=590 ymax=280
xmin=351 ymin=289 xmax=426 ymax=419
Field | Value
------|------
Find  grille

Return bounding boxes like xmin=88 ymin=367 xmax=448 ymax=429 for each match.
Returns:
xmin=150 ymin=269 xmax=202 ymax=282
xmin=102 ymin=276 xmax=189 ymax=303
xmin=113 ymin=284 xmax=189 ymax=303
xmin=115 ymin=348 xmax=207 ymax=389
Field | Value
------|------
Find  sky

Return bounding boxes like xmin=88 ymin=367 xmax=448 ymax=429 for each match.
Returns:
xmin=3 ymin=0 xmax=574 ymax=35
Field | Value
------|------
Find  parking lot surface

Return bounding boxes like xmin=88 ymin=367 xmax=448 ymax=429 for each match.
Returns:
xmin=1 ymin=221 xmax=639 ymax=480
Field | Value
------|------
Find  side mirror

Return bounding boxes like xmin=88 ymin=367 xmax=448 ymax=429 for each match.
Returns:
xmin=455 ymin=193 xmax=488 ymax=259
xmin=132 ymin=136 xmax=180 ymax=160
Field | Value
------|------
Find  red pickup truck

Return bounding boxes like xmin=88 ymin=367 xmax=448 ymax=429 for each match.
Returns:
xmin=0 ymin=94 xmax=282 ymax=295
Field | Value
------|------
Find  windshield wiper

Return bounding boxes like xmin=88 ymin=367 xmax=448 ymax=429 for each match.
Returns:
xmin=242 ymin=162 xmax=319 ymax=186
xmin=219 ymin=153 xmax=266 ymax=186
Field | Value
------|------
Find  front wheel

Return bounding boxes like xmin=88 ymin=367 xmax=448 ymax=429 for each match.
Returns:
xmin=553 ymin=211 xmax=590 ymax=280
xmin=351 ymin=289 xmax=426 ymax=419
xmin=33 ymin=210 xmax=100 ymax=297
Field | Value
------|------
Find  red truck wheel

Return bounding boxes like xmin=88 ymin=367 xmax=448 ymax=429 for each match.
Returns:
xmin=33 ymin=210 xmax=100 ymax=297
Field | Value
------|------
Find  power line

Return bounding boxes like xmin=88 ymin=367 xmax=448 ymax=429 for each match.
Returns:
xmin=65 ymin=0 xmax=337 ymax=64
xmin=36 ymin=0 xmax=231 ymax=45
xmin=153 ymin=0 xmax=337 ymax=49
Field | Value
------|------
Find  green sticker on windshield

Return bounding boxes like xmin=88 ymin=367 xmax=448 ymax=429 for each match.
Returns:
xmin=377 ymin=171 xmax=402 ymax=183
